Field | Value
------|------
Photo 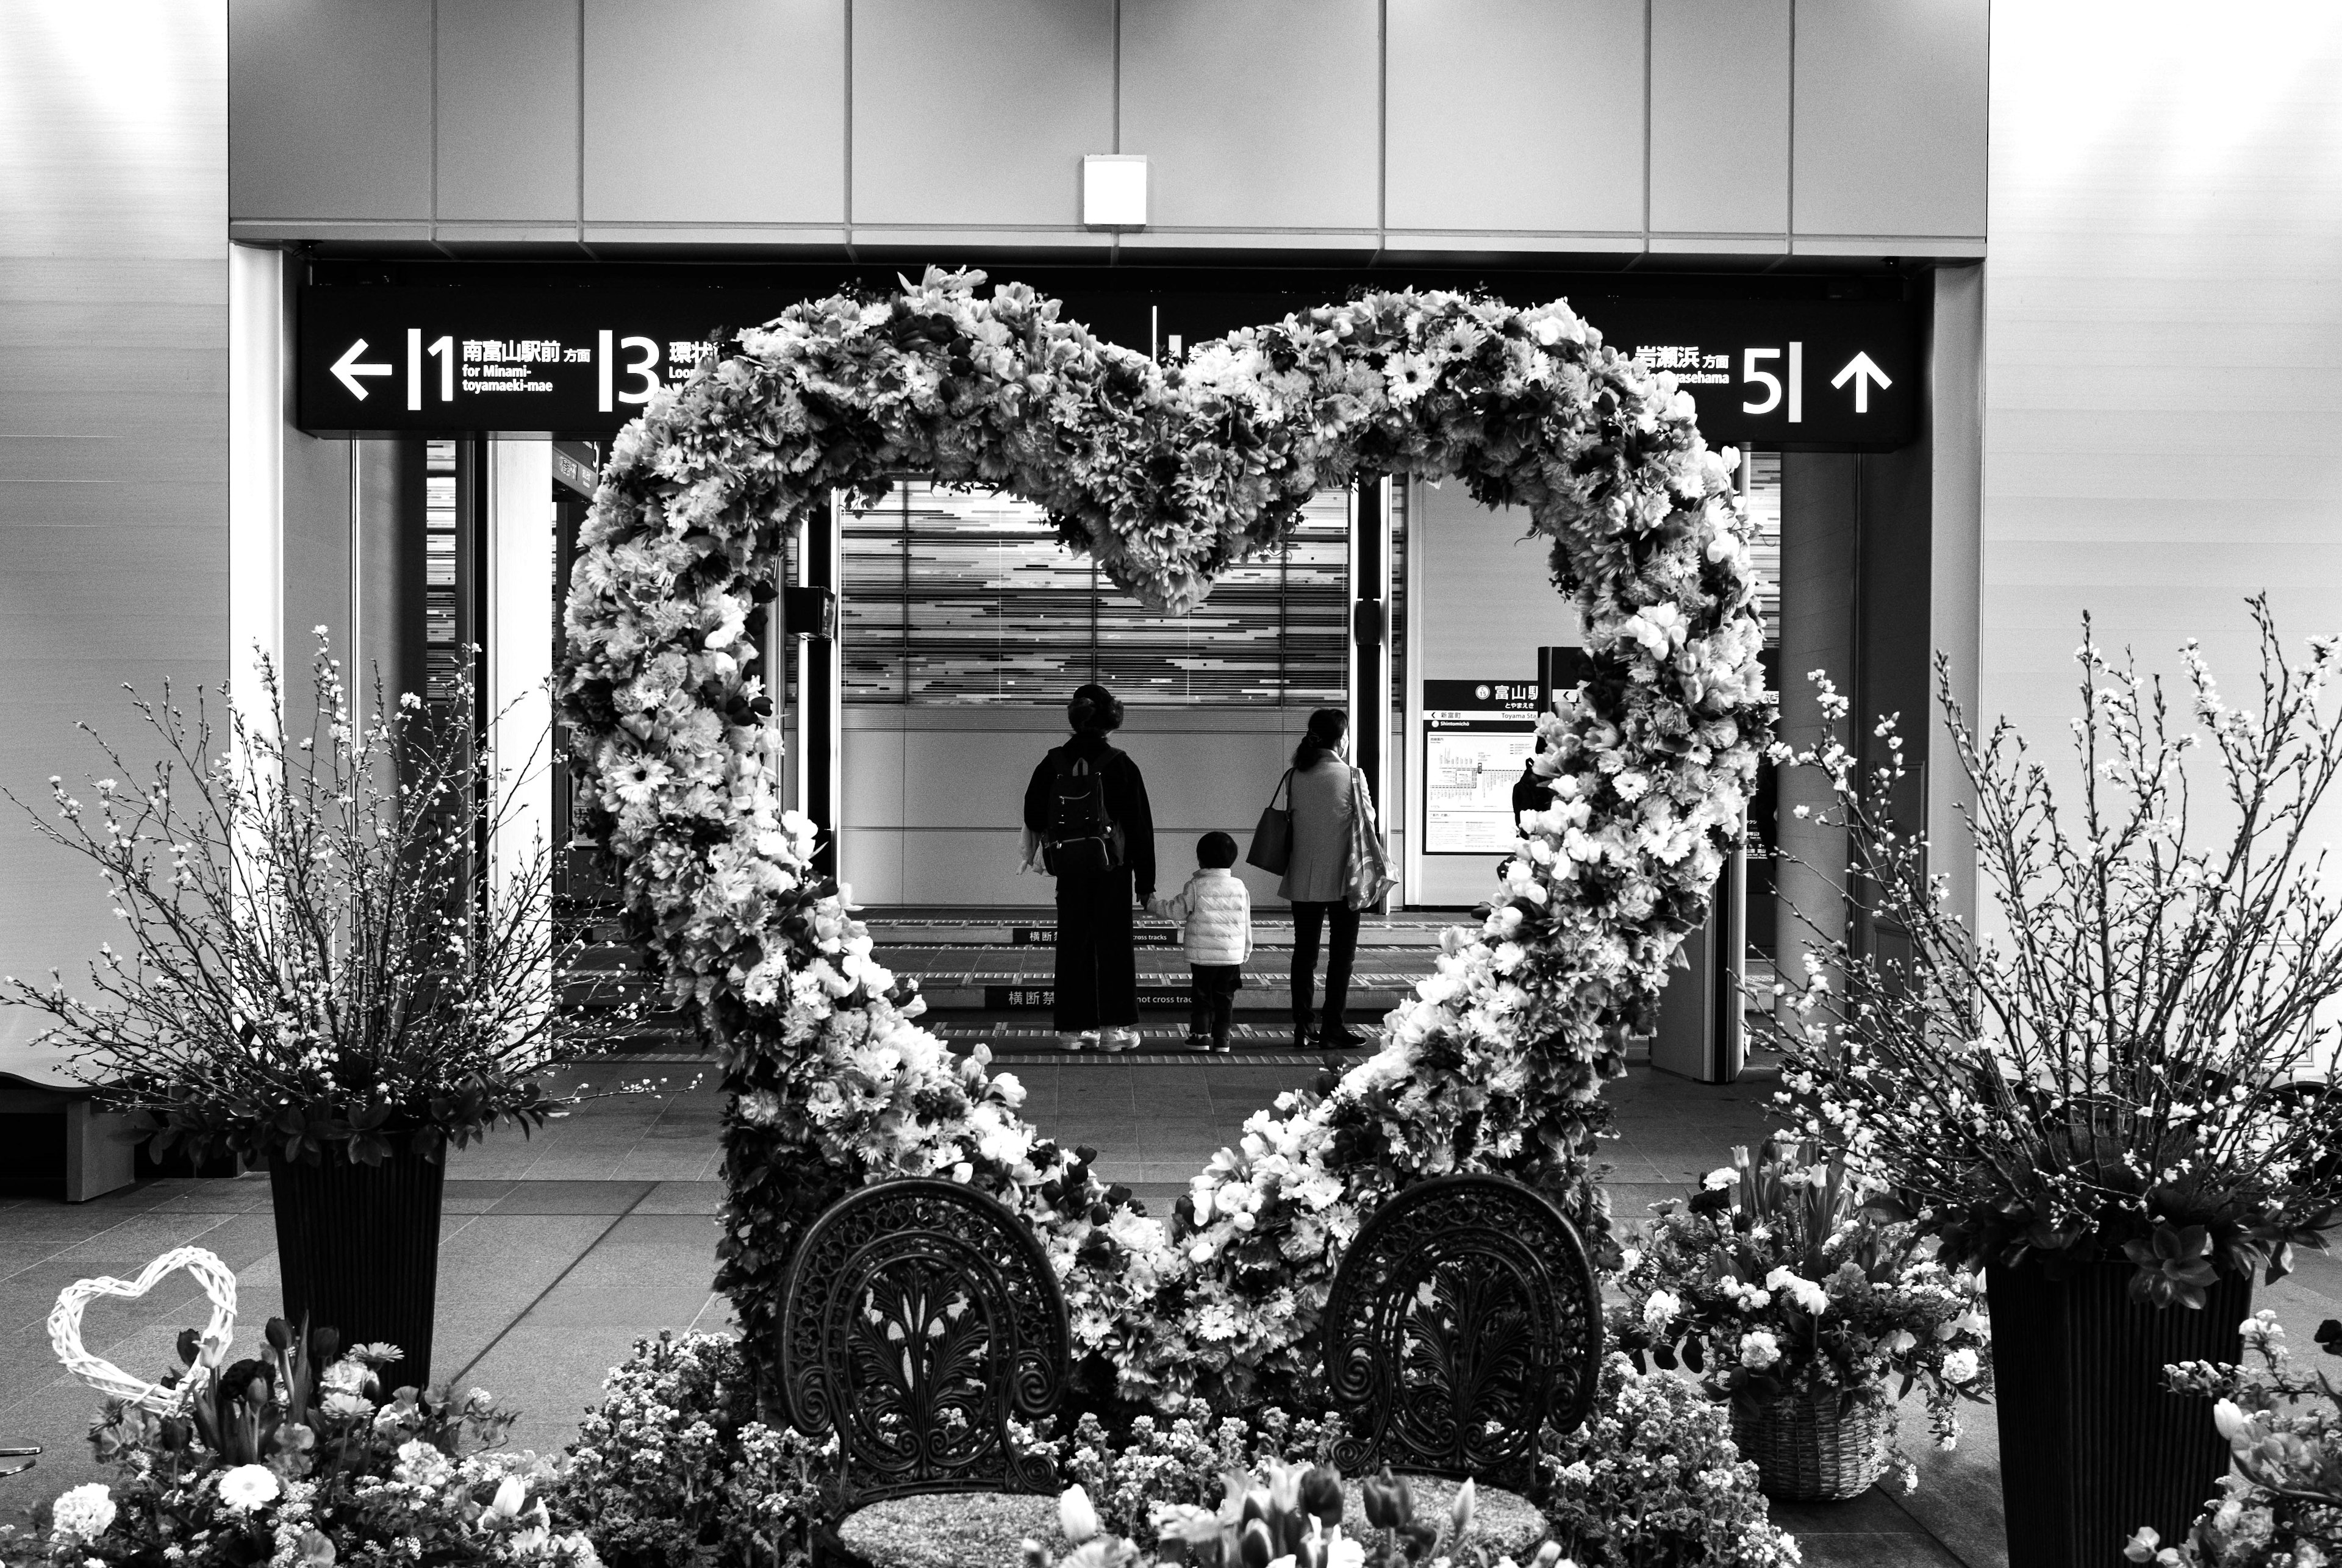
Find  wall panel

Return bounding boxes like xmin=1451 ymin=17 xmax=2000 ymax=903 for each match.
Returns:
xmin=1982 ymin=2 xmax=2342 ymax=937
xmin=1792 ymin=0 xmax=1988 ymax=240
xmin=1122 ymin=0 xmax=1379 ymax=233
xmin=1649 ymin=0 xmax=1788 ymax=237
xmin=437 ymin=0 xmax=581 ymax=223
xmin=853 ymin=0 xmax=1111 ymax=227
xmin=229 ymin=0 xmax=433 ymax=220
xmin=0 ymin=2 xmax=228 ymax=1084
xmin=1386 ymin=0 xmax=1644 ymax=235
xmin=584 ymin=0 xmax=844 ymax=225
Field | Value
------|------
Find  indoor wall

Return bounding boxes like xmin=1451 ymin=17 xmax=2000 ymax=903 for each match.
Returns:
xmin=0 ymin=3 xmax=228 ymax=1087
xmin=1982 ymin=4 xmax=2342 ymax=876
xmin=226 ymin=0 xmax=1988 ymax=262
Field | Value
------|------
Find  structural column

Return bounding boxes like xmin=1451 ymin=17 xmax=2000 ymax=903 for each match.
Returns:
xmin=1348 ymin=475 xmax=1392 ymax=816
xmin=1774 ymin=454 xmax=1860 ymax=984
xmin=797 ymin=500 xmax=842 ymax=878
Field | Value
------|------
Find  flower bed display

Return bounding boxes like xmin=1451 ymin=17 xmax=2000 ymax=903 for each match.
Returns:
xmin=2 ymin=1316 xmax=596 ymax=1568
xmin=2127 ymin=1311 xmax=2342 ymax=1568
xmin=1605 ymin=1138 xmax=1994 ymax=1498
xmin=551 ymin=1334 xmax=1802 ymax=1568
xmin=553 ymin=270 xmax=1768 ymax=1406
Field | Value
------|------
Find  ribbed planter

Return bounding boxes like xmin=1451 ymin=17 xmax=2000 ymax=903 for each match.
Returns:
xmin=1731 ymin=1383 xmax=1892 ymax=1502
xmin=270 ymin=1144 xmax=446 ymax=1393
xmin=1987 ymin=1255 xmax=2249 ymax=1568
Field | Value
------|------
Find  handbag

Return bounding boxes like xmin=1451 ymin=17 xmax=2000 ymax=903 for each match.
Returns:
xmin=1344 ymin=767 xmax=1397 ymax=912
xmin=1246 ymin=769 xmax=1295 ymax=876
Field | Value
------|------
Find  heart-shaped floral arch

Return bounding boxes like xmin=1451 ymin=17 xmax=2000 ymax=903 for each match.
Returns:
xmin=557 ymin=268 xmax=1766 ymax=1408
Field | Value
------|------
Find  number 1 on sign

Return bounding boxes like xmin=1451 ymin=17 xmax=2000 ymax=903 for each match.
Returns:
xmin=405 ymin=330 xmax=455 ymax=409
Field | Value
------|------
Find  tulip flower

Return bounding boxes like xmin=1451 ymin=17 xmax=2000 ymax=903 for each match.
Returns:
xmin=1361 ymin=1468 xmax=1413 ymax=1530
xmin=1058 ymin=1484 xmax=1101 ymax=1544
xmin=1298 ymin=1464 xmax=1344 ymax=1527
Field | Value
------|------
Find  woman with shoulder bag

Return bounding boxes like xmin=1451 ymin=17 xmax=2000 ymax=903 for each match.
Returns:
xmin=1275 ymin=707 xmax=1381 ymax=1050
xmin=1022 ymin=682 xmax=1155 ymax=1052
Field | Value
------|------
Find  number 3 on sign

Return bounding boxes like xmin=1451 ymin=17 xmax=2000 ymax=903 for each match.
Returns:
xmin=598 ymin=331 xmax=662 ymax=412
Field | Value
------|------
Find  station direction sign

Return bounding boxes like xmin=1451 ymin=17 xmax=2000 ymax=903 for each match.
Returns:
xmin=298 ymin=283 xmax=1917 ymax=449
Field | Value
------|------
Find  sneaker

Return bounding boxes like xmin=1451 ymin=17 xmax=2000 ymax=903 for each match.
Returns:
xmin=1058 ymin=1031 xmax=1100 ymax=1053
xmin=1319 ymin=1026 xmax=1367 ymax=1050
xmin=1184 ymin=1034 xmax=1213 ymax=1053
xmin=1100 ymin=1027 xmax=1142 ymax=1053
xmin=1212 ymin=1040 xmax=1234 ymax=1054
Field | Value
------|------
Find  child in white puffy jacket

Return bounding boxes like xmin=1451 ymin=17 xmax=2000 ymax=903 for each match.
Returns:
xmin=1148 ymin=831 xmax=1252 ymax=1053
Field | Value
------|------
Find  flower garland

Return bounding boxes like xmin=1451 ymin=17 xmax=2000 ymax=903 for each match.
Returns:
xmin=556 ymin=268 xmax=1767 ymax=1406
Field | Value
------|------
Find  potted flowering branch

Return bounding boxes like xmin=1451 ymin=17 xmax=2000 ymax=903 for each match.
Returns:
xmin=1606 ymin=1137 xmax=1993 ymax=1500
xmin=1769 ymin=599 xmax=2342 ymax=1568
xmin=5 ymin=640 xmax=616 ymax=1391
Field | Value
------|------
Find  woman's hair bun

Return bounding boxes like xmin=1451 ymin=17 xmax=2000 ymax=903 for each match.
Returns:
xmin=1069 ymin=682 xmax=1124 ymax=733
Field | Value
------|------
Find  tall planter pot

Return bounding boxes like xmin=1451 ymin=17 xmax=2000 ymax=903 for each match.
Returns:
xmin=1987 ymin=1255 xmax=2249 ymax=1568
xmin=269 ymin=1144 xmax=446 ymax=1393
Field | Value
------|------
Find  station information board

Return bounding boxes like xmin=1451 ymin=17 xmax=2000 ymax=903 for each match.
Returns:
xmin=297 ymin=282 xmax=1921 ymax=447
xmin=1422 ymin=678 xmax=1542 ymax=856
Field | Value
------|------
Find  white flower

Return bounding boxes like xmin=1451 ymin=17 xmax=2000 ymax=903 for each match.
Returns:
xmin=319 ymin=1358 xmax=370 ymax=1395
xmin=1701 ymin=1167 xmax=1739 ymax=1191
xmin=1738 ymin=1330 xmax=1782 ymax=1371
xmin=1939 ymin=1347 xmax=1980 ymax=1385
xmin=1885 ymin=1329 xmax=1918 ymax=1355
xmin=1324 ymin=1534 xmax=1366 ymax=1568
xmin=216 ymin=1464 xmax=282 ymax=1513
xmin=49 ymin=1484 xmax=115 ymax=1541
xmin=2212 ymin=1398 xmax=2255 ymax=1448
xmin=1763 ymin=1267 xmax=1830 ymax=1316
xmin=1058 ymin=1484 xmax=1100 ymax=1543
xmin=1642 ymin=1289 xmax=1682 ymax=1333
xmin=491 ymin=1474 xmax=530 ymax=1518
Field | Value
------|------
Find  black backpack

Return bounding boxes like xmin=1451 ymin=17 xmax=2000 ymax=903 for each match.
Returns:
xmin=1042 ymin=750 xmax=1125 ymax=876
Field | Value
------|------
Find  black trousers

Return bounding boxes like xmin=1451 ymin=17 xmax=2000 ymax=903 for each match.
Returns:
xmin=1289 ymin=900 xmax=1361 ymax=1035
xmin=1054 ymin=867 xmax=1138 ymax=1030
xmin=1188 ymin=964 xmax=1242 ymax=1048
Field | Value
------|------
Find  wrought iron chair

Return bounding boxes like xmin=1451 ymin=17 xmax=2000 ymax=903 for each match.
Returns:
xmin=779 ymin=1179 xmax=1070 ymax=1568
xmin=1320 ymin=1174 xmax=1603 ymax=1556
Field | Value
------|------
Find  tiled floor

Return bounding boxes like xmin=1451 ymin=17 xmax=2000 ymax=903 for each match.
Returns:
xmin=5 ymin=1048 xmax=2338 ymax=1568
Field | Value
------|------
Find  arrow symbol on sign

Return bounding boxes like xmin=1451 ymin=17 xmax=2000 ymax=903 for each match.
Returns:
xmin=1831 ymin=351 xmax=1893 ymax=413
xmin=331 ymin=338 xmax=393 ymax=400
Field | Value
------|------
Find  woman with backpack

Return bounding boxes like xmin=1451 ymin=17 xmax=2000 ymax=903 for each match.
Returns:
xmin=1279 ymin=707 xmax=1378 ymax=1050
xmin=1022 ymin=682 xmax=1156 ymax=1051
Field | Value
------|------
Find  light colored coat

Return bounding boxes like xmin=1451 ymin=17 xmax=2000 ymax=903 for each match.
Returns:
xmin=1153 ymin=868 xmax=1253 ymax=966
xmin=1278 ymin=759 xmax=1364 ymax=904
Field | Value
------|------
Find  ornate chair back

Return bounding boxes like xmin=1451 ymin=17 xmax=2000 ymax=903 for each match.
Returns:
xmin=779 ymin=1179 xmax=1069 ymax=1506
xmin=1320 ymin=1174 xmax=1602 ymax=1494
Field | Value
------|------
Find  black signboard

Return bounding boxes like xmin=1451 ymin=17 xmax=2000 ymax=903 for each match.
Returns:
xmin=985 ymin=985 xmax=1192 ymax=1011
xmin=1574 ymin=298 xmax=1915 ymax=449
xmin=299 ymin=284 xmax=1917 ymax=448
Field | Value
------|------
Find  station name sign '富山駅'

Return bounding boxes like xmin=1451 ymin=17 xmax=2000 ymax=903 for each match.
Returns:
xmin=296 ymin=285 xmax=1918 ymax=449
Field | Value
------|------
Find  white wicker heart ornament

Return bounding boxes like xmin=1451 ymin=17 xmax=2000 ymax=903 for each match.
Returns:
xmin=48 ymin=1245 xmax=238 ymax=1412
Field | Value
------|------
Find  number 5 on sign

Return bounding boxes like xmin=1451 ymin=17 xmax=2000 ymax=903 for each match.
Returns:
xmin=1741 ymin=343 xmax=1803 ymax=423
xmin=598 ymin=331 xmax=662 ymax=412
